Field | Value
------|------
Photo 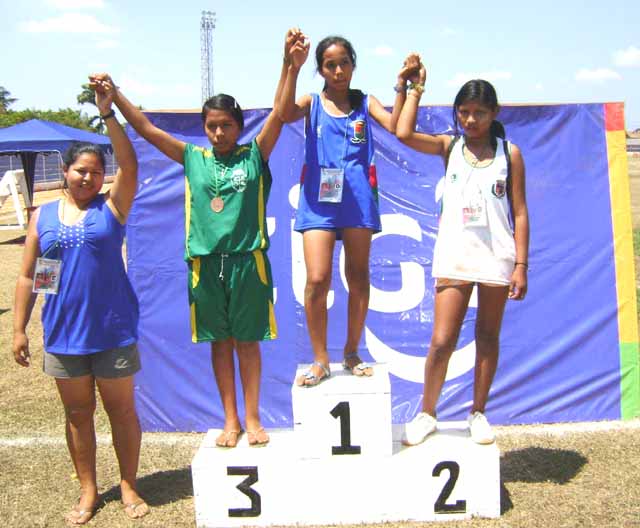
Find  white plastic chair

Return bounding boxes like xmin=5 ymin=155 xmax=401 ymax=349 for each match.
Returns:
xmin=0 ymin=170 xmax=28 ymax=229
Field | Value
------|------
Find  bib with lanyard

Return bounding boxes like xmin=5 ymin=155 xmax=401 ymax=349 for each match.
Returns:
xmin=317 ymin=97 xmax=351 ymax=204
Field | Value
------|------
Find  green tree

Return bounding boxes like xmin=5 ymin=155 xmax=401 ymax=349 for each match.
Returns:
xmin=0 ymin=108 xmax=96 ymax=131
xmin=0 ymin=86 xmax=17 ymax=113
xmin=76 ymin=83 xmax=104 ymax=133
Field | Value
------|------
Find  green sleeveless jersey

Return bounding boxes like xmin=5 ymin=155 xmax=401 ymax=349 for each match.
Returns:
xmin=183 ymin=140 xmax=272 ymax=260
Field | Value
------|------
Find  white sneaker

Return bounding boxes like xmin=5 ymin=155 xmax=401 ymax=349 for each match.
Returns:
xmin=468 ymin=411 xmax=495 ymax=444
xmin=402 ymin=412 xmax=437 ymax=446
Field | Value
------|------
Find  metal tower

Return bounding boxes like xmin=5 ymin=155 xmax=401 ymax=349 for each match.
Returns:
xmin=200 ymin=10 xmax=216 ymax=103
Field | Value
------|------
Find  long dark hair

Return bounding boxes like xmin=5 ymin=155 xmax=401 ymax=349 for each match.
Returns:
xmin=315 ymin=35 xmax=364 ymax=111
xmin=201 ymin=94 xmax=244 ymax=130
xmin=452 ymin=79 xmax=505 ymax=148
xmin=62 ymin=142 xmax=106 ymax=170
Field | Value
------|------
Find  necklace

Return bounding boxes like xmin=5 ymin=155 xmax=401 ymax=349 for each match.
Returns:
xmin=210 ymin=155 xmax=229 ymax=213
xmin=462 ymin=142 xmax=492 ymax=168
xmin=61 ymin=197 xmax=87 ymax=225
xmin=460 ymin=142 xmax=492 ymax=202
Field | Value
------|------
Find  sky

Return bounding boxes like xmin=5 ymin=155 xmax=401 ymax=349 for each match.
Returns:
xmin=2 ymin=0 xmax=640 ymax=129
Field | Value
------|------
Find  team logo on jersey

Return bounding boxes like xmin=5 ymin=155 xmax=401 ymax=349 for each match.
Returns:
xmin=492 ymin=179 xmax=506 ymax=198
xmin=231 ymin=169 xmax=247 ymax=192
xmin=450 ymin=173 xmax=458 ymax=182
xmin=350 ymin=120 xmax=367 ymax=144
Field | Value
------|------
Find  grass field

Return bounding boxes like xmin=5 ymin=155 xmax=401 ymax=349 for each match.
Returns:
xmin=1 ymin=160 xmax=639 ymax=527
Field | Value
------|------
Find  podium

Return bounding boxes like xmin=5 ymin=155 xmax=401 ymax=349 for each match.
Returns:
xmin=192 ymin=364 xmax=501 ymax=527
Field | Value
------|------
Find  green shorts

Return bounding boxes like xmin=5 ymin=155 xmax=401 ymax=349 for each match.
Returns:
xmin=187 ymin=250 xmax=277 ymax=343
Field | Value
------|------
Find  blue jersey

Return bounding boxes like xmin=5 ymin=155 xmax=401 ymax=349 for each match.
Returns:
xmin=294 ymin=93 xmax=381 ymax=234
xmin=37 ymin=195 xmax=139 ymax=354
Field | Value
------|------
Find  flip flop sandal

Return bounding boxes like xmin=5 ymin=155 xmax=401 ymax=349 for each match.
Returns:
xmin=65 ymin=503 xmax=98 ymax=525
xmin=247 ymin=427 xmax=270 ymax=447
xmin=297 ymin=361 xmax=331 ymax=387
xmin=122 ymin=499 xmax=150 ymax=519
xmin=215 ymin=429 xmax=243 ymax=448
xmin=342 ymin=352 xmax=373 ymax=376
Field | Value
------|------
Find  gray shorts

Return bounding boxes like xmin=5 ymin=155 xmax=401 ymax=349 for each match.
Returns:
xmin=43 ymin=343 xmax=141 ymax=379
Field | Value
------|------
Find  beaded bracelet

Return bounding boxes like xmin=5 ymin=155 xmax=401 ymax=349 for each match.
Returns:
xmin=408 ymin=82 xmax=425 ymax=94
xmin=514 ymin=262 xmax=528 ymax=269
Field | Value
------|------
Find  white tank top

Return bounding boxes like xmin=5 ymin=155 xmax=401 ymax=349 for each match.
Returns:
xmin=432 ymin=138 xmax=516 ymax=285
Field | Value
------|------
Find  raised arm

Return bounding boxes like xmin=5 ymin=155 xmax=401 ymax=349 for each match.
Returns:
xmin=395 ymin=61 xmax=450 ymax=157
xmin=92 ymin=78 xmax=138 ymax=222
xmin=255 ymin=29 xmax=301 ymax=159
xmin=12 ymin=208 xmax=41 ymax=367
xmin=368 ymin=52 xmax=421 ymax=134
xmin=278 ymin=32 xmax=312 ymax=123
xmin=89 ymin=73 xmax=186 ymax=165
xmin=508 ymin=145 xmax=529 ymax=300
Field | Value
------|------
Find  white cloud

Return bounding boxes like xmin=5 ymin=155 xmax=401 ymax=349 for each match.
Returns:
xmin=46 ymin=0 xmax=105 ymax=8
xmin=447 ymin=71 xmax=512 ymax=87
xmin=613 ymin=46 xmax=640 ymax=68
xmin=20 ymin=13 xmax=118 ymax=33
xmin=575 ymin=68 xmax=621 ymax=82
xmin=535 ymin=82 xmax=544 ymax=91
xmin=440 ymin=27 xmax=458 ymax=37
xmin=372 ymin=45 xmax=394 ymax=57
xmin=96 ymin=39 xmax=118 ymax=49
xmin=120 ymin=76 xmax=158 ymax=97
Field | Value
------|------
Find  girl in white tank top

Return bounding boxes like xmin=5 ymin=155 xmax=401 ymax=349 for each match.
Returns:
xmin=394 ymin=59 xmax=530 ymax=445
xmin=433 ymin=137 xmax=516 ymax=285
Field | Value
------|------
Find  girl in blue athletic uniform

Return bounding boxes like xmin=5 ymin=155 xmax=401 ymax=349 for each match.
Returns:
xmin=12 ymin=78 xmax=149 ymax=524
xmin=279 ymin=32 xmax=419 ymax=386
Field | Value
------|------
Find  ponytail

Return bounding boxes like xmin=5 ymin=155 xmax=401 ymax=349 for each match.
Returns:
xmin=348 ymin=89 xmax=364 ymax=111
xmin=490 ymin=120 xmax=506 ymax=149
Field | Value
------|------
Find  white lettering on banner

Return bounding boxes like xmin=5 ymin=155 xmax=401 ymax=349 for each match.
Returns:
xmin=267 ymin=217 xmax=277 ymax=304
xmin=341 ymin=214 xmax=425 ymax=313
xmin=365 ymin=327 xmax=476 ymax=383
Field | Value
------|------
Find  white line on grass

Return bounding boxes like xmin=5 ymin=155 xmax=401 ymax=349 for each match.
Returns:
xmin=0 ymin=419 xmax=639 ymax=447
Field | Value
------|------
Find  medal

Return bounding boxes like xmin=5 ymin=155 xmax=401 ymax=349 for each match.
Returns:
xmin=211 ymin=154 xmax=229 ymax=213
xmin=211 ymin=196 xmax=224 ymax=213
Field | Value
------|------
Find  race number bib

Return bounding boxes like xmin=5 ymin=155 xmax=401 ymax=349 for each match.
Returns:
xmin=462 ymin=192 xmax=487 ymax=227
xmin=318 ymin=168 xmax=344 ymax=203
xmin=33 ymin=258 xmax=62 ymax=294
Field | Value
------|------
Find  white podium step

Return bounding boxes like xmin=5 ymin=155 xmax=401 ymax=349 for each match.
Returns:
xmin=292 ymin=362 xmax=392 ymax=458
xmin=191 ymin=424 xmax=501 ymax=527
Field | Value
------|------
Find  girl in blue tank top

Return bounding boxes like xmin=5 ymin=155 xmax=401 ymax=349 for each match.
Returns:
xmin=279 ymin=30 xmax=422 ymax=386
xmin=12 ymin=78 xmax=150 ymax=523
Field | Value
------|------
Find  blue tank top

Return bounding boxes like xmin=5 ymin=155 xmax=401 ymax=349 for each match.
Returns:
xmin=294 ymin=93 xmax=381 ymax=233
xmin=37 ymin=195 xmax=139 ymax=355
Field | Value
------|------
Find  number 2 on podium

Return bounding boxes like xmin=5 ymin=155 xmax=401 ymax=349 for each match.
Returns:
xmin=433 ymin=461 xmax=467 ymax=514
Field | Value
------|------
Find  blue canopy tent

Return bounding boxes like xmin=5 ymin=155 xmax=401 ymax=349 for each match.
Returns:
xmin=0 ymin=119 xmax=112 ymax=202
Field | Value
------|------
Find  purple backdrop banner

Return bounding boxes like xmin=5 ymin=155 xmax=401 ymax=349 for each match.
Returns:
xmin=126 ymin=104 xmax=634 ymax=431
